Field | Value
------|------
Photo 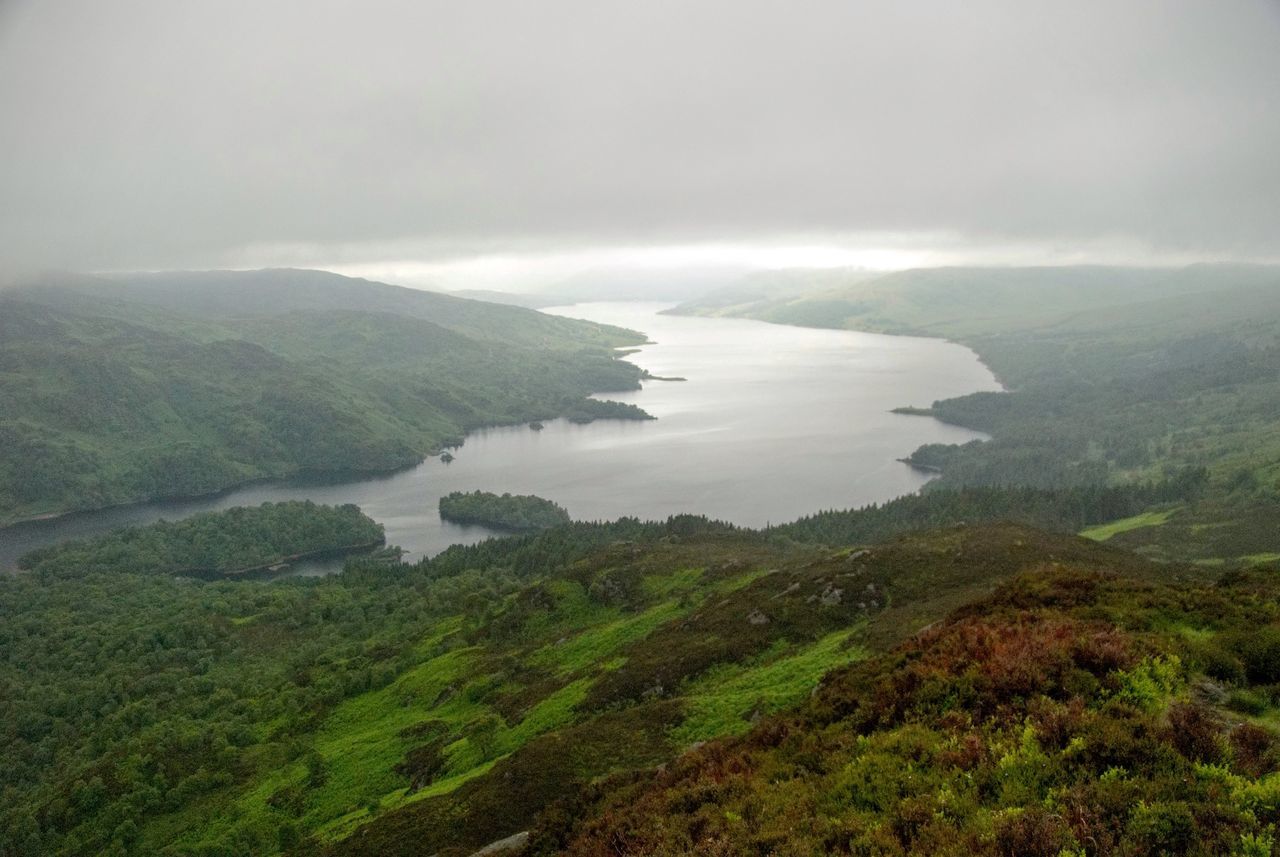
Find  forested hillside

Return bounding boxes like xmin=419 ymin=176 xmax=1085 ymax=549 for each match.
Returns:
xmin=5 ymin=507 xmax=1272 ymax=856
xmin=0 ymin=270 xmax=647 ymax=525
xmin=17 ymin=501 xmax=384 ymax=578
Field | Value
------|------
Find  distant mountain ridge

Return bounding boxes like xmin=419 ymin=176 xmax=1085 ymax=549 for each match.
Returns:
xmin=667 ymin=262 xmax=1280 ymax=337
xmin=13 ymin=267 xmax=641 ymax=348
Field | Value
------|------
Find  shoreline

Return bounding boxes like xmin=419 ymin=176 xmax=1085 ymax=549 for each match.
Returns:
xmin=5 ymin=304 xmax=998 ymax=573
xmin=660 ymin=307 xmax=1009 ymax=396
xmin=0 ymin=411 xmax=654 ymax=534
xmin=179 ymin=538 xmax=389 ymax=580
xmin=0 ymin=465 xmax=415 ymax=532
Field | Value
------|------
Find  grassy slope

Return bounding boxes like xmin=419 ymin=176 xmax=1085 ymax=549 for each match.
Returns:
xmin=0 ymin=270 xmax=647 ymax=525
xmin=540 ymin=558 xmax=1280 ymax=856
xmin=318 ymin=524 xmax=1178 ymax=857
xmin=2 ymin=514 xmax=1189 ymax=857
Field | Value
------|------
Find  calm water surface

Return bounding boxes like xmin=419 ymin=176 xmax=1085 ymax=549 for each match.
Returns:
xmin=0 ymin=303 xmax=1001 ymax=574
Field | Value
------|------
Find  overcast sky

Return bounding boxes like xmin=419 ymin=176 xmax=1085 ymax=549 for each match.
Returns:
xmin=2 ymin=0 xmax=1278 ymax=284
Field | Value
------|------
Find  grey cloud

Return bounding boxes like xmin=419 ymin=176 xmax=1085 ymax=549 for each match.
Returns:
xmin=1 ymin=0 xmax=1278 ymax=273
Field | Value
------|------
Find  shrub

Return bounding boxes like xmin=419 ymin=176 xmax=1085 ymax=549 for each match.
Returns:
xmin=1235 ymin=830 xmax=1276 ymax=857
xmin=1112 ymin=655 xmax=1182 ymax=711
xmin=1227 ymin=688 xmax=1270 ymax=716
xmin=1165 ymin=701 xmax=1223 ymax=763
xmin=993 ymin=807 xmax=1072 ymax=857
xmin=1126 ymin=801 xmax=1195 ymax=854
xmin=1231 ymin=724 xmax=1279 ymax=778
xmin=1228 ymin=627 xmax=1280 ymax=684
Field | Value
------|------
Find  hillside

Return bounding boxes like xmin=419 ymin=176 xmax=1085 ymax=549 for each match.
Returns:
xmin=671 ymin=264 xmax=1280 ymax=565
xmin=536 ymin=557 xmax=1280 ymax=856
xmin=0 ymin=270 xmax=648 ymax=525
xmin=7 ymin=266 xmax=1280 ymax=856
xmin=17 ymin=501 xmax=385 ymax=578
xmin=15 ymin=269 xmax=641 ymax=350
xmin=667 ymin=264 xmax=1280 ymax=343
xmin=1 ymin=512 xmax=1240 ymax=857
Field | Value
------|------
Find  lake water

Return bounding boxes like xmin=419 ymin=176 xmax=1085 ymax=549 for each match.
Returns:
xmin=0 ymin=303 xmax=1001 ymax=575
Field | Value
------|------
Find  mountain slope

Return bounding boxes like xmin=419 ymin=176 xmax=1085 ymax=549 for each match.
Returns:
xmin=668 ymin=264 xmax=1280 ymax=343
xmin=3 ymin=514 xmax=1203 ymax=857
xmin=319 ymin=523 xmax=1183 ymax=857
xmin=0 ymin=270 xmax=647 ymax=524
xmin=15 ymin=268 xmax=640 ymax=350
xmin=533 ymin=551 xmax=1280 ymax=856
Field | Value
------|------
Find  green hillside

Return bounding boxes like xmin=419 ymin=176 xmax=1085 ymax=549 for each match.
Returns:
xmin=0 ymin=270 xmax=647 ymax=525
xmin=538 ymin=555 xmax=1280 ymax=856
xmin=17 ymin=501 xmax=384 ymax=578
xmin=8 ymin=264 xmax=1280 ymax=856
xmin=668 ymin=264 xmax=1280 ymax=342
xmin=5 ymin=511 xmax=1227 ymax=857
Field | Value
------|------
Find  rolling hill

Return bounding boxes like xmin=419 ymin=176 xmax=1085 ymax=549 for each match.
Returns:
xmin=5 ymin=513 xmax=1272 ymax=856
xmin=0 ymin=270 xmax=647 ymax=525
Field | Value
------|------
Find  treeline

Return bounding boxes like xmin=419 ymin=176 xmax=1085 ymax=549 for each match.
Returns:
xmin=349 ymin=514 xmax=747 ymax=585
xmin=18 ymin=501 xmax=384 ymax=578
xmin=562 ymin=398 xmax=653 ymax=423
xmin=772 ymin=469 xmax=1207 ymax=547
xmin=392 ymin=475 xmax=1210 ymax=591
xmin=438 ymin=491 xmax=571 ymax=531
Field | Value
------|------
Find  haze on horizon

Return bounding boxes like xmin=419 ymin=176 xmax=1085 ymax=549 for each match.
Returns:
xmin=2 ymin=0 xmax=1279 ymax=289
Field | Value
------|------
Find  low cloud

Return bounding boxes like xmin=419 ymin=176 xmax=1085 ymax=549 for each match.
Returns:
xmin=1 ymin=0 xmax=1278 ymax=276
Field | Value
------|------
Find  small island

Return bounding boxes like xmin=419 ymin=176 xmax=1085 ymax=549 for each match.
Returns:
xmin=438 ymin=490 xmax=571 ymax=532
xmin=17 ymin=501 xmax=385 ymax=578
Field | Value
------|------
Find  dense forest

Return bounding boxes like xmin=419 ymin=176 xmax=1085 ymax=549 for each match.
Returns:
xmin=4 ymin=480 xmax=1272 ymax=857
xmin=438 ymin=491 xmax=572 ymax=532
xmin=17 ymin=502 xmax=384 ymax=578
xmin=0 ymin=269 xmax=648 ymax=526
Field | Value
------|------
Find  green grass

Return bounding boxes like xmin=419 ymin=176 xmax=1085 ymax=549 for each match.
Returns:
xmin=672 ymin=627 xmax=868 ymax=746
xmin=528 ymin=597 xmax=700 ymax=677
xmin=1081 ymin=509 xmax=1176 ymax=542
xmin=642 ymin=565 xmax=706 ymax=598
